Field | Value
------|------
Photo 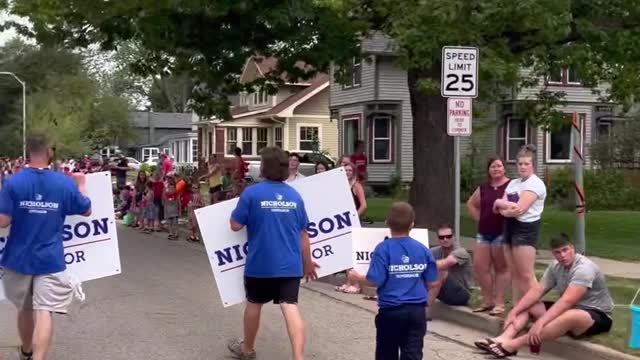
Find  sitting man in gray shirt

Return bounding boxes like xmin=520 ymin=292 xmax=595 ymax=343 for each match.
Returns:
xmin=474 ymin=233 xmax=614 ymax=358
xmin=427 ymin=224 xmax=474 ymax=319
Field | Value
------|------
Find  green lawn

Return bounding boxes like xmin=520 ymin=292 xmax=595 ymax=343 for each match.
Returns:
xmin=468 ymin=267 xmax=640 ymax=356
xmin=366 ymin=197 xmax=640 ymax=262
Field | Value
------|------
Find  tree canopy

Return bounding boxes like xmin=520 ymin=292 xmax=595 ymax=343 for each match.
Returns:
xmin=4 ymin=0 xmax=640 ymax=225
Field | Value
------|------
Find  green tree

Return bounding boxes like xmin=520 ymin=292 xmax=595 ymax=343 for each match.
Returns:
xmin=8 ymin=0 xmax=640 ymax=226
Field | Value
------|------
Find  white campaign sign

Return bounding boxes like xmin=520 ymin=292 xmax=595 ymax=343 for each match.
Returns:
xmin=441 ymin=46 xmax=479 ymax=98
xmin=196 ymin=168 xmax=361 ymax=307
xmin=447 ymin=98 xmax=472 ymax=136
xmin=0 ymin=172 xmax=122 ymax=301
xmin=351 ymin=228 xmax=429 ymax=275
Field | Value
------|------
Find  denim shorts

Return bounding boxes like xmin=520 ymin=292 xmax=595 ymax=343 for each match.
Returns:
xmin=476 ymin=233 xmax=504 ymax=246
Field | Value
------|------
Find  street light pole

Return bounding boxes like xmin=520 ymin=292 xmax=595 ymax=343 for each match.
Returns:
xmin=0 ymin=71 xmax=27 ymax=159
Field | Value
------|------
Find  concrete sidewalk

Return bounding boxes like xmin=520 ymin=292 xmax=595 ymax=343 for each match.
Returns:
xmin=363 ymin=221 xmax=640 ymax=280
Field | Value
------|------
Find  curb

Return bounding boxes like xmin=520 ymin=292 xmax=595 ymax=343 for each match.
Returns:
xmin=432 ymin=303 xmax=639 ymax=360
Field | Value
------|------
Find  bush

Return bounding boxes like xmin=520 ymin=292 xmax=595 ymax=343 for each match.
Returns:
xmin=547 ymin=168 xmax=640 ymax=210
xmin=140 ymin=163 xmax=155 ymax=175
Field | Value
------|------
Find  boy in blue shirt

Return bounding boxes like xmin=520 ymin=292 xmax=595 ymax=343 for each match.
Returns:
xmin=348 ymin=202 xmax=438 ymax=360
xmin=0 ymin=134 xmax=92 ymax=360
xmin=227 ymin=146 xmax=318 ymax=360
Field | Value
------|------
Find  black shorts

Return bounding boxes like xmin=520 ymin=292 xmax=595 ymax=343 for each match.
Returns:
xmin=543 ymin=301 xmax=613 ymax=337
xmin=209 ymin=185 xmax=222 ymax=194
xmin=244 ymin=277 xmax=301 ymax=305
xmin=504 ymin=218 xmax=540 ymax=247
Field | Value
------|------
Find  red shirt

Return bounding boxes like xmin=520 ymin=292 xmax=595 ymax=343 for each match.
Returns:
xmin=162 ymin=158 xmax=174 ymax=175
xmin=351 ymin=153 xmax=367 ymax=181
xmin=236 ymin=157 xmax=248 ymax=180
xmin=152 ymin=181 xmax=164 ymax=199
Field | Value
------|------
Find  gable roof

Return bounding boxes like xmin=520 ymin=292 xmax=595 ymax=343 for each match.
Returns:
xmin=262 ymin=74 xmax=329 ymax=118
xmin=241 ymin=56 xmax=322 ymax=85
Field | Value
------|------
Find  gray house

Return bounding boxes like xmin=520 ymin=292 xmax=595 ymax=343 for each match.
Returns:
xmin=330 ymin=32 xmax=620 ymax=183
xmin=329 ymin=32 xmax=414 ymax=185
xmin=125 ymin=112 xmax=198 ymax=165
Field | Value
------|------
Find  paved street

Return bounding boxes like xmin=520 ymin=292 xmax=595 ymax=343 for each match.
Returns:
xmin=2 ymin=225 xmax=567 ymax=359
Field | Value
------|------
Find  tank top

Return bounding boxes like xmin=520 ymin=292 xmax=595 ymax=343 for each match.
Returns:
xmin=478 ymin=180 xmax=510 ymax=236
xmin=351 ymin=182 xmax=361 ymax=210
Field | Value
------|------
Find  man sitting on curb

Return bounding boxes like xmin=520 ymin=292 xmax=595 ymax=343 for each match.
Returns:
xmin=474 ymin=234 xmax=614 ymax=358
xmin=427 ymin=224 xmax=473 ymax=320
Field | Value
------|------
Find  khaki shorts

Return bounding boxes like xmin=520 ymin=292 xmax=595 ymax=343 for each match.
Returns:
xmin=2 ymin=269 xmax=74 ymax=314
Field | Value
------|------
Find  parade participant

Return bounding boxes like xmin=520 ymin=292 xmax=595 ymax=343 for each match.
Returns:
xmin=0 ymin=133 xmax=92 ymax=360
xmin=286 ymin=152 xmax=306 ymax=183
xmin=227 ymin=146 xmax=318 ymax=360
xmin=475 ymin=234 xmax=614 ymax=358
xmin=351 ymin=140 xmax=367 ymax=182
xmin=494 ymin=144 xmax=546 ymax=303
xmin=161 ymin=153 xmax=174 ymax=178
xmin=427 ymin=224 xmax=473 ymax=320
xmin=347 ymin=202 xmax=438 ymax=360
xmin=466 ymin=156 xmax=511 ymax=315
xmin=141 ymin=181 xmax=156 ymax=233
xmin=152 ymin=172 xmax=165 ymax=231
xmin=233 ymin=147 xmax=248 ymax=194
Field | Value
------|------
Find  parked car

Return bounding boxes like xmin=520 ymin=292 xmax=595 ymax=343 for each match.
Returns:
xmin=245 ymin=150 xmax=336 ymax=183
xmin=126 ymin=157 xmax=141 ymax=171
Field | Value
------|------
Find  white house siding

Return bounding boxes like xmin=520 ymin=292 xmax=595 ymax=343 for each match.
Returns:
xmin=287 ymin=117 xmax=339 ymax=157
xmin=460 ymin=103 xmax=499 ymax=160
xmin=377 ymin=56 xmax=414 ymax=182
xmin=329 ymin=57 xmax=376 ymax=107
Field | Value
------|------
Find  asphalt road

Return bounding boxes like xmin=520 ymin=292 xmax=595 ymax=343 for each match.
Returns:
xmin=1 ymin=225 xmax=564 ymax=359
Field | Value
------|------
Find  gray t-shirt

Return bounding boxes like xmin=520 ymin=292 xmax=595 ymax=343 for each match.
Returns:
xmin=431 ymin=246 xmax=473 ymax=291
xmin=541 ymin=254 xmax=614 ymax=314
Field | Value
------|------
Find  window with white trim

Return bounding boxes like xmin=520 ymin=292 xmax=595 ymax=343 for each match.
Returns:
xmin=299 ymin=126 xmax=319 ymax=151
xmin=275 ymin=127 xmax=283 ymax=148
xmin=226 ymin=128 xmax=237 ymax=155
xmin=257 ymin=128 xmax=268 ymax=153
xmin=547 ymin=67 xmax=582 ymax=85
xmin=253 ymin=89 xmax=268 ymax=106
xmin=142 ymin=147 xmax=159 ymax=162
xmin=343 ymin=117 xmax=360 ymax=155
xmin=546 ymin=114 xmax=585 ymax=163
xmin=372 ymin=116 xmax=392 ymax=162
xmin=242 ymin=128 xmax=253 ymax=155
xmin=506 ymin=118 xmax=528 ymax=162
xmin=343 ymin=57 xmax=362 ymax=89
xmin=191 ymin=139 xmax=198 ymax=163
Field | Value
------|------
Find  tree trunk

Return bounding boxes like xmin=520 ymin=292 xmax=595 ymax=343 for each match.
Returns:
xmin=407 ymin=64 xmax=455 ymax=230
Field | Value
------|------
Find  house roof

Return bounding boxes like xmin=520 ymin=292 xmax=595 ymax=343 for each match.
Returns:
xmin=262 ymin=74 xmax=330 ymax=117
xmin=129 ymin=112 xmax=195 ymax=129
xmin=247 ymin=56 xmax=322 ymax=84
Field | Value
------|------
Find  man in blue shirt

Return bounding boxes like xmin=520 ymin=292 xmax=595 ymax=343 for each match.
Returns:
xmin=348 ymin=202 xmax=438 ymax=360
xmin=0 ymin=134 xmax=92 ymax=360
xmin=227 ymin=146 xmax=318 ymax=360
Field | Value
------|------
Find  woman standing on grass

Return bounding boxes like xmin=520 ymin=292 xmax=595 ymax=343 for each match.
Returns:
xmin=493 ymin=145 xmax=547 ymax=303
xmin=467 ymin=156 xmax=511 ymax=316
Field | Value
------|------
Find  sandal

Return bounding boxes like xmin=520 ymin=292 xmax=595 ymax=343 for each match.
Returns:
xmin=472 ymin=305 xmax=495 ymax=313
xmin=474 ymin=338 xmax=496 ymax=353
xmin=489 ymin=306 xmax=506 ymax=316
xmin=343 ymin=285 xmax=361 ymax=294
xmin=334 ymin=284 xmax=349 ymax=292
xmin=487 ymin=343 xmax=518 ymax=358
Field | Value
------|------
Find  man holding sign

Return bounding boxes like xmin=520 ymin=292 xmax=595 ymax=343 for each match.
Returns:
xmin=0 ymin=134 xmax=92 ymax=360
xmin=227 ymin=146 xmax=318 ymax=360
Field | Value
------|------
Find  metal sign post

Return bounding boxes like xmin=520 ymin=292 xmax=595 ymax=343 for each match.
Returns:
xmin=442 ymin=47 xmax=478 ymax=241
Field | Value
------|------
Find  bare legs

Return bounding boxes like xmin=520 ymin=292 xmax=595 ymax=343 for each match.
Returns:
xmin=474 ymin=244 xmax=494 ymax=307
xmin=242 ymin=302 xmax=306 ymax=360
xmin=18 ymin=310 xmax=53 ymax=360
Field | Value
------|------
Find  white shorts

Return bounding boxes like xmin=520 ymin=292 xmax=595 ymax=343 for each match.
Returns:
xmin=2 ymin=268 xmax=74 ymax=313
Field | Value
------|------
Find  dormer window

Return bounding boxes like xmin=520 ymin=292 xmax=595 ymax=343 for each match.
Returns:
xmin=547 ymin=67 xmax=582 ymax=85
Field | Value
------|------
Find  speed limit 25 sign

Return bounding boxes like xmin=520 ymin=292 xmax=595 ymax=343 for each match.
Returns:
xmin=441 ymin=46 xmax=478 ymax=98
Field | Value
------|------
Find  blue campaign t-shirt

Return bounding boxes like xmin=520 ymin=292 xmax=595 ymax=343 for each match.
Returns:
xmin=366 ymin=237 xmax=438 ymax=309
xmin=231 ymin=181 xmax=309 ymax=278
xmin=0 ymin=168 xmax=92 ymax=275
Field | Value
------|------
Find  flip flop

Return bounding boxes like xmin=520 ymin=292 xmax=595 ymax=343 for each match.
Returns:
xmin=474 ymin=338 xmax=496 ymax=353
xmin=343 ymin=286 xmax=361 ymax=294
xmin=472 ymin=305 xmax=495 ymax=313
xmin=489 ymin=307 xmax=506 ymax=316
xmin=487 ymin=343 xmax=518 ymax=358
xmin=334 ymin=285 xmax=348 ymax=292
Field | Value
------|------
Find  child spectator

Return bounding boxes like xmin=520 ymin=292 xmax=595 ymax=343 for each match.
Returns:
xmin=115 ymin=186 xmax=132 ymax=219
xmin=142 ymin=181 xmax=156 ymax=233
xmin=163 ymin=182 xmax=180 ymax=240
xmin=220 ymin=167 xmax=234 ymax=201
xmin=347 ymin=202 xmax=438 ymax=360
xmin=187 ymin=181 xmax=205 ymax=242
xmin=152 ymin=172 xmax=165 ymax=231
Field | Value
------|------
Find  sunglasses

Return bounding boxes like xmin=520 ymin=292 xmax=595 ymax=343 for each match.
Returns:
xmin=438 ymin=234 xmax=454 ymax=240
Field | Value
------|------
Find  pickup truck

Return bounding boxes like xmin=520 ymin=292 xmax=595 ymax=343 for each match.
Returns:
xmin=245 ymin=150 xmax=335 ymax=183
